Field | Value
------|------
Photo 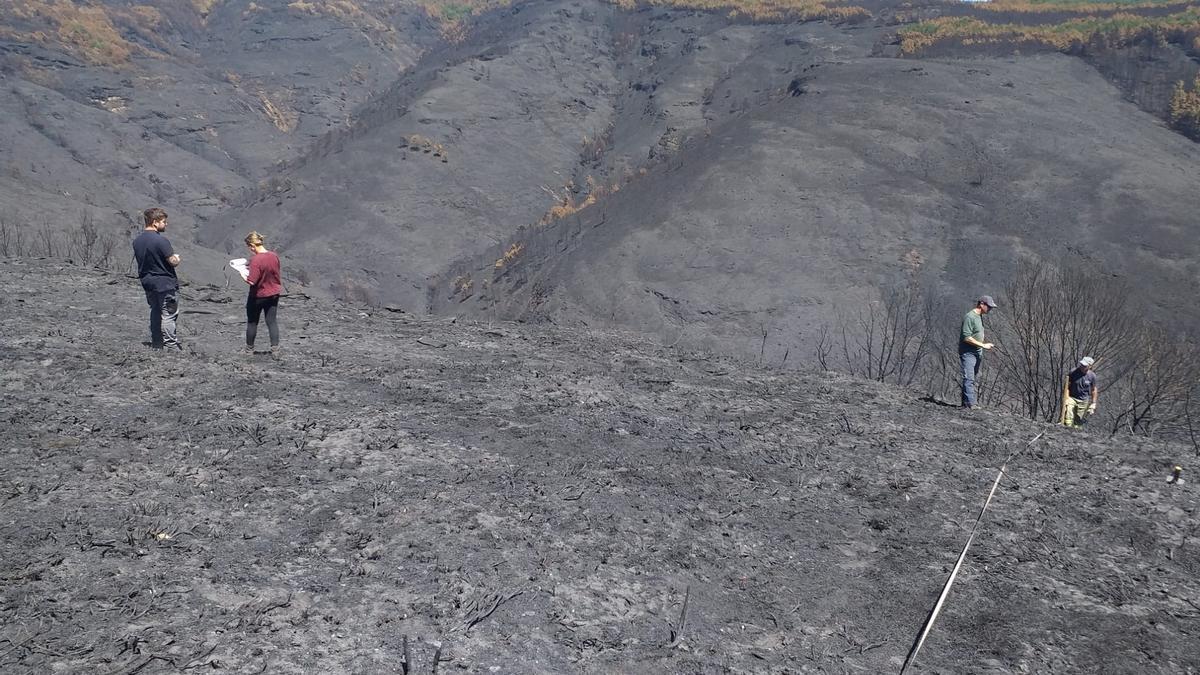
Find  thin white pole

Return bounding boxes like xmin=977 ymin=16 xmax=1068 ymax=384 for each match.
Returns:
xmin=899 ymin=432 xmax=1044 ymax=674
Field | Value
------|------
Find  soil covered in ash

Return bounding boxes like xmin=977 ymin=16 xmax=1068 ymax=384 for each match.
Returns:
xmin=2 ymin=257 xmax=1198 ymax=674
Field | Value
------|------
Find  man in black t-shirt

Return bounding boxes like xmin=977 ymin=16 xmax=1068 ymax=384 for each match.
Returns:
xmin=131 ymin=207 xmax=182 ymax=350
xmin=1063 ymin=356 xmax=1098 ymax=427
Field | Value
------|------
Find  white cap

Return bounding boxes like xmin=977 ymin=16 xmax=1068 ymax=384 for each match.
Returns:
xmin=1079 ymin=356 xmax=1095 ymax=367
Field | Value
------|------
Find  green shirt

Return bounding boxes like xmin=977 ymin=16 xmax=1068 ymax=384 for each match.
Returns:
xmin=961 ymin=309 xmax=984 ymax=346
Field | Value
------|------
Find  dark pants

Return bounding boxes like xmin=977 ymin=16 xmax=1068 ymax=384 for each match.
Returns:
xmin=144 ymin=288 xmax=179 ymax=349
xmin=246 ymin=294 xmax=280 ymax=348
xmin=960 ymin=347 xmax=982 ymax=407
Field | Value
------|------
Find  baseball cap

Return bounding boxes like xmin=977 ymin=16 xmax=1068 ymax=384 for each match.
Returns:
xmin=1079 ymin=356 xmax=1095 ymax=367
xmin=979 ymin=295 xmax=997 ymax=308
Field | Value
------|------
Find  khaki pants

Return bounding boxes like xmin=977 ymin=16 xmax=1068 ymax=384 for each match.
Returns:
xmin=1063 ymin=397 xmax=1090 ymax=427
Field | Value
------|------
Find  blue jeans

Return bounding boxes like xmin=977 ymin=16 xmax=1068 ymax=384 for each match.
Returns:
xmin=144 ymin=288 xmax=179 ymax=349
xmin=960 ymin=348 xmax=982 ymax=407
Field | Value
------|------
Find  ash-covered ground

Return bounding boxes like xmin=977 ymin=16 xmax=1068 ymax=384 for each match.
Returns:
xmin=2 ymin=257 xmax=1198 ymax=674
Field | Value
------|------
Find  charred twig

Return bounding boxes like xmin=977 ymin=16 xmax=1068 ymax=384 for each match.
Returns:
xmin=836 ymin=413 xmax=863 ymax=436
xmin=180 ymin=643 xmax=219 ymax=669
xmin=253 ymin=593 xmax=294 ymax=625
xmin=115 ymin=633 xmax=144 ymax=658
xmin=0 ymin=631 xmax=42 ymax=660
xmin=859 ymin=640 xmax=886 ymax=654
xmin=107 ymin=655 xmax=155 ymax=675
xmin=461 ymin=589 xmax=524 ymax=632
xmin=128 ymin=598 xmax=159 ymax=622
xmin=668 ymin=585 xmax=691 ymax=648
xmin=402 ymin=634 xmax=411 ymax=675
xmin=225 ymin=593 xmax=293 ymax=629
xmin=0 ymin=555 xmax=64 ymax=582
xmin=431 ymin=644 xmax=443 ymax=675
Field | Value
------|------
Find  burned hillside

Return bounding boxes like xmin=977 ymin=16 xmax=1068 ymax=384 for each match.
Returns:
xmin=3 ymin=0 xmax=1198 ymax=365
xmin=2 ymin=258 xmax=1198 ymax=673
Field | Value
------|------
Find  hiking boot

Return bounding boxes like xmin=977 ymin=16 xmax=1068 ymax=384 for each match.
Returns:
xmin=269 ymin=345 xmax=281 ymax=360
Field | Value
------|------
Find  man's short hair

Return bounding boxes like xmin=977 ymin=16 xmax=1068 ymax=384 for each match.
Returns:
xmin=143 ymin=207 xmax=168 ymax=227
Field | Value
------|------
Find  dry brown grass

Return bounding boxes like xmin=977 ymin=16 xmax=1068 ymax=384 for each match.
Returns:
xmin=494 ymin=242 xmax=525 ymax=269
xmin=0 ymin=0 xmax=865 ymax=72
xmin=421 ymin=0 xmax=511 ymax=42
xmin=125 ymin=5 xmax=165 ymax=27
xmin=426 ymin=0 xmax=868 ymax=35
xmin=537 ymin=176 xmax=625 ymax=225
xmin=1 ymin=1 xmax=135 ymax=65
xmin=285 ymin=0 xmax=498 ymax=48
xmin=0 ymin=0 xmax=495 ymax=67
xmin=452 ymin=274 xmax=474 ymax=295
xmin=190 ymin=0 xmax=223 ymax=18
xmin=978 ymin=0 xmax=1191 ymax=13
xmin=402 ymin=134 xmax=449 ymax=161
xmin=257 ymin=91 xmax=299 ymax=133
xmin=623 ymin=0 xmax=870 ymax=23
xmin=57 ymin=12 xmax=131 ymax=64
xmin=898 ymin=7 xmax=1200 ymax=54
xmin=0 ymin=0 xmax=186 ymax=66
xmin=538 ymin=178 xmax=591 ymax=225
xmin=1170 ymin=73 xmax=1200 ymax=140
xmin=541 ymin=191 xmax=597 ymax=224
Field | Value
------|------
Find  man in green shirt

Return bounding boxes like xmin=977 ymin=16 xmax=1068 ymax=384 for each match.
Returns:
xmin=960 ymin=295 xmax=996 ymax=408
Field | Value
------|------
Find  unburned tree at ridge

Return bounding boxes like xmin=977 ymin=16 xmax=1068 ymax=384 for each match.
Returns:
xmin=1170 ymin=73 xmax=1200 ymax=140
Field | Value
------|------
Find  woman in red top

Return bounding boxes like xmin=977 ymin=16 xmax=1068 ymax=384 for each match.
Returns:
xmin=243 ymin=231 xmax=282 ymax=354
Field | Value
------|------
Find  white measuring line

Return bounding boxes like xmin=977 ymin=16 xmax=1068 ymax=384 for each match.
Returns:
xmin=899 ymin=431 xmax=1044 ymax=674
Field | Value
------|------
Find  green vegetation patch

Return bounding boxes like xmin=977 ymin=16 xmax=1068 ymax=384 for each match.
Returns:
xmin=438 ymin=2 xmax=473 ymax=21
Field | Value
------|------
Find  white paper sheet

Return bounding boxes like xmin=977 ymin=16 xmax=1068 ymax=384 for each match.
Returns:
xmin=229 ymin=258 xmax=250 ymax=281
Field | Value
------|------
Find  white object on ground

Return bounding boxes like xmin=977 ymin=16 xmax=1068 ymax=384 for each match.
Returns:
xmin=229 ymin=258 xmax=250 ymax=281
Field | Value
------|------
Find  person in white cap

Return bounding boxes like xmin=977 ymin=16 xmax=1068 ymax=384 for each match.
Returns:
xmin=1063 ymin=356 xmax=1098 ymax=427
xmin=959 ymin=295 xmax=997 ymax=409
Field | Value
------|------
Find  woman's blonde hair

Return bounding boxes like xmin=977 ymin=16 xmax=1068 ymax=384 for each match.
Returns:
xmin=244 ymin=231 xmax=265 ymax=247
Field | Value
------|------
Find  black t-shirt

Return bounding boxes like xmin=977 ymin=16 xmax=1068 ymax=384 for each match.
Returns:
xmin=132 ymin=231 xmax=178 ymax=292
